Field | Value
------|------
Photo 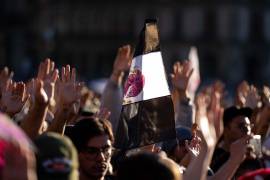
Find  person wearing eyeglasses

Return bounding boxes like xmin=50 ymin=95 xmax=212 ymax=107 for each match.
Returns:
xmin=68 ymin=117 xmax=114 ymax=180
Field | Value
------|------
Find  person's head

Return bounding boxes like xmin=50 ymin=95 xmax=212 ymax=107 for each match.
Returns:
xmin=69 ymin=117 xmax=114 ymax=180
xmin=223 ymin=106 xmax=253 ymax=143
xmin=0 ymin=113 xmax=36 ymax=180
xmin=116 ymin=152 xmax=181 ymax=180
xmin=35 ymin=132 xmax=78 ymax=180
xmin=162 ymin=127 xmax=192 ymax=163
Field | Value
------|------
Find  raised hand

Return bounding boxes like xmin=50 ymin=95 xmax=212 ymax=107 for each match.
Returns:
xmin=185 ymin=130 xmax=201 ymax=159
xmin=56 ymin=65 xmax=82 ymax=106
xmin=48 ymin=65 xmax=82 ymax=134
xmin=236 ymin=81 xmax=249 ymax=107
xmin=245 ymin=85 xmax=261 ymax=109
xmin=185 ymin=96 xmax=219 ymax=180
xmin=262 ymin=86 xmax=270 ymax=107
xmin=37 ymin=59 xmax=58 ymax=107
xmin=253 ymin=91 xmax=270 ymax=136
xmin=213 ymin=80 xmax=225 ymax=96
xmin=0 ymin=81 xmax=28 ymax=117
xmin=207 ymin=90 xmax=224 ymax=140
xmin=33 ymin=79 xmax=48 ymax=105
xmin=26 ymin=78 xmax=49 ymax=105
xmin=20 ymin=79 xmax=49 ymax=139
xmin=113 ymin=45 xmax=133 ymax=72
xmin=195 ymin=89 xmax=224 ymax=148
xmin=111 ymin=45 xmax=133 ymax=84
xmin=230 ymin=135 xmax=251 ymax=164
xmin=0 ymin=67 xmax=13 ymax=93
xmin=236 ymin=82 xmax=261 ymax=109
xmin=171 ymin=61 xmax=193 ymax=93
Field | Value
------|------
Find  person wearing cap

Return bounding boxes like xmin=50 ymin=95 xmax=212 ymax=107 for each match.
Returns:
xmin=35 ymin=132 xmax=79 ymax=180
xmin=68 ymin=118 xmax=114 ymax=180
xmin=162 ymin=126 xmax=192 ymax=165
xmin=210 ymin=106 xmax=256 ymax=173
xmin=0 ymin=113 xmax=37 ymax=180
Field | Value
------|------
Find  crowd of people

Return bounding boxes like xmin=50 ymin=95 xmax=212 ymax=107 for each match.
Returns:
xmin=0 ymin=43 xmax=270 ymax=180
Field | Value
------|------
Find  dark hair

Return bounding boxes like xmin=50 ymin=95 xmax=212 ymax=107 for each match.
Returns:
xmin=68 ymin=117 xmax=114 ymax=152
xmin=116 ymin=153 xmax=180 ymax=180
xmin=223 ymin=106 xmax=253 ymax=127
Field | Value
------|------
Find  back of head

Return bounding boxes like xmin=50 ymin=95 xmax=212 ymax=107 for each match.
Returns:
xmin=116 ymin=152 xmax=181 ymax=180
xmin=35 ymin=132 xmax=78 ymax=180
xmin=68 ymin=117 xmax=114 ymax=152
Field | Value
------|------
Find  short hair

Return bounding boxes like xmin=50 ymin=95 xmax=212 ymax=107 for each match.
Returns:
xmin=223 ymin=106 xmax=253 ymax=127
xmin=68 ymin=117 xmax=114 ymax=152
xmin=116 ymin=152 xmax=181 ymax=180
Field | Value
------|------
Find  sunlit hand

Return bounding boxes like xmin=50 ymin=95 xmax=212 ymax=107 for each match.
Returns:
xmin=244 ymin=85 xmax=261 ymax=109
xmin=195 ymin=92 xmax=221 ymax=149
xmin=56 ymin=65 xmax=82 ymax=107
xmin=113 ymin=45 xmax=133 ymax=72
xmin=262 ymin=86 xmax=270 ymax=107
xmin=0 ymin=67 xmax=13 ymax=94
xmin=185 ymin=130 xmax=201 ymax=159
xmin=37 ymin=59 xmax=58 ymax=106
xmin=33 ymin=79 xmax=48 ymax=106
xmin=111 ymin=45 xmax=133 ymax=84
xmin=236 ymin=81 xmax=261 ymax=108
xmin=0 ymin=81 xmax=28 ymax=116
xmin=171 ymin=61 xmax=193 ymax=93
xmin=26 ymin=78 xmax=49 ymax=106
xmin=213 ymin=80 xmax=225 ymax=96
xmin=207 ymin=91 xmax=224 ymax=140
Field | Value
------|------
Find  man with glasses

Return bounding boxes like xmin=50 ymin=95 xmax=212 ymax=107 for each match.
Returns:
xmin=68 ymin=118 xmax=114 ymax=180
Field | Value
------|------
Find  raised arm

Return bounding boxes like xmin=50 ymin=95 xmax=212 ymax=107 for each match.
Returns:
xmin=20 ymin=79 xmax=49 ymax=139
xmin=184 ymin=89 xmax=223 ymax=180
xmin=171 ymin=61 xmax=194 ymax=128
xmin=20 ymin=59 xmax=58 ymax=139
xmin=48 ymin=65 xmax=82 ymax=134
xmin=101 ymin=45 xmax=133 ymax=133
xmin=0 ymin=67 xmax=27 ymax=118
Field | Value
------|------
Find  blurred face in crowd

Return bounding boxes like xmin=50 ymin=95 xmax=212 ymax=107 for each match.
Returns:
xmin=79 ymin=134 xmax=112 ymax=180
xmin=226 ymin=116 xmax=251 ymax=143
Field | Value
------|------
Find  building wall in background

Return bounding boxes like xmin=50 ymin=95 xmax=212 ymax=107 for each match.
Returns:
xmin=1 ymin=0 xmax=270 ymax=89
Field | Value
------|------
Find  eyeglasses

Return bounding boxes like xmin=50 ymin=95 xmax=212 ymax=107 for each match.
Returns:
xmin=82 ymin=145 xmax=113 ymax=160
